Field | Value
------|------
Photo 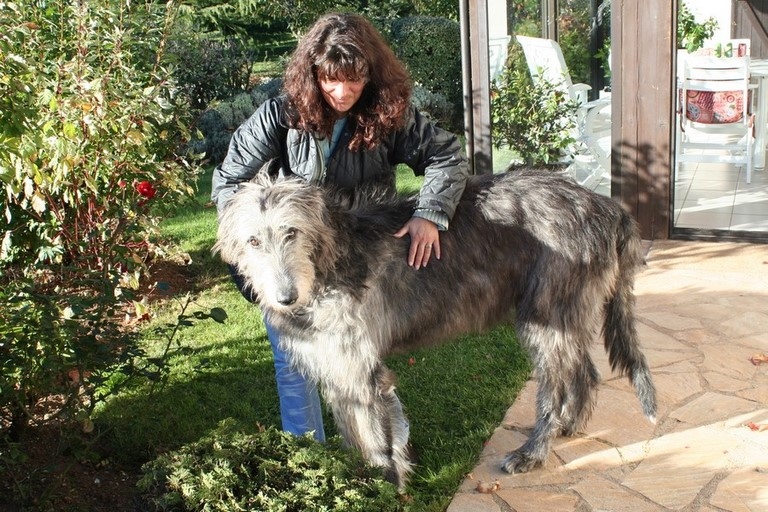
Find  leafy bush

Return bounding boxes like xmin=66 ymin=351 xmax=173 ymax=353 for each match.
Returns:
xmin=0 ymin=0 xmax=199 ymax=435
xmin=192 ymin=79 xmax=283 ymax=165
xmin=390 ymin=16 xmax=463 ymax=132
xmin=138 ymin=420 xmax=403 ymax=512
xmin=491 ymin=59 xmax=579 ymax=166
xmin=557 ymin=0 xmax=594 ymax=85
xmin=411 ymin=85 xmax=454 ymax=128
xmin=677 ymin=3 xmax=718 ymax=52
xmin=166 ymin=27 xmax=256 ymax=111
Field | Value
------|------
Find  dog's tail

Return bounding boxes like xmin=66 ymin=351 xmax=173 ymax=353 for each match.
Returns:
xmin=602 ymin=211 xmax=657 ymax=423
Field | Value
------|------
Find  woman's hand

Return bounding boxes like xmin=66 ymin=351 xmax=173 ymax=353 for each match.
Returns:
xmin=394 ymin=217 xmax=440 ymax=269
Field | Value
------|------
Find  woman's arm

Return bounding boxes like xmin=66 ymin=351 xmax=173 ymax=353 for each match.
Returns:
xmin=391 ymin=106 xmax=470 ymax=269
xmin=211 ymin=98 xmax=287 ymax=213
xmin=393 ymin=106 xmax=470 ymax=229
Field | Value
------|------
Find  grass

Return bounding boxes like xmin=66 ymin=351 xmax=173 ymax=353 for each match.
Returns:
xmin=94 ymin=166 xmax=531 ymax=511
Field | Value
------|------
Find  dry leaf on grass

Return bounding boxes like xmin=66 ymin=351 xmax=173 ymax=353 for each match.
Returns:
xmin=750 ymin=353 xmax=768 ymax=365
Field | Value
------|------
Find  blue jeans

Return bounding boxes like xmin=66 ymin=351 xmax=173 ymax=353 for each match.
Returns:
xmin=229 ymin=266 xmax=326 ymax=442
xmin=264 ymin=319 xmax=326 ymax=441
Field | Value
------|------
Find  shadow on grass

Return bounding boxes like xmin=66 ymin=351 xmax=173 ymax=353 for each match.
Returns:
xmin=94 ymin=327 xmax=281 ymax=467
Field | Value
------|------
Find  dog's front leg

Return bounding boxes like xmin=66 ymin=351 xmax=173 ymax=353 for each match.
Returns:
xmin=324 ymin=365 xmax=413 ymax=491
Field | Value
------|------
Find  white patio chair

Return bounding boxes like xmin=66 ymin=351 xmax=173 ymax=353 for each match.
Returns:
xmin=515 ymin=35 xmax=611 ymax=188
xmin=675 ymin=55 xmax=754 ymax=184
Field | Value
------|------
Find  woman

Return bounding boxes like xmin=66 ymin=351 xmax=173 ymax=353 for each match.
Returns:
xmin=211 ymin=12 xmax=469 ymax=441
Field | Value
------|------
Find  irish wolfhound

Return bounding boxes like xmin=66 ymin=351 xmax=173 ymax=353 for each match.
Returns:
xmin=213 ymin=167 xmax=657 ymax=491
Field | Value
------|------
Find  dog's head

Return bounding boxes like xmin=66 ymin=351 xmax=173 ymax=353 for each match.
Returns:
xmin=213 ymin=173 xmax=340 ymax=312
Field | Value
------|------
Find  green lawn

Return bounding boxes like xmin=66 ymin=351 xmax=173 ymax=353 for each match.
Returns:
xmin=94 ymin=166 xmax=531 ymax=511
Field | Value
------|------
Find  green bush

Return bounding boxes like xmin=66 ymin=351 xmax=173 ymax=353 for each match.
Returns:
xmin=0 ymin=0 xmax=199 ymax=435
xmin=677 ymin=3 xmax=718 ymax=52
xmin=410 ymin=85 xmax=454 ymax=128
xmin=192 ymin=79 xmax=283 ymax=165
xmin=491 ymin=58 xmax=579 ymax=166
xmin=138 ymin=420 xmax=403 ymax=512
xmin=390 ymin=16 xmax=463 ymax=132
xmin=167 ymin=28 xmax=256 ymax=111
xmin=557 ymin=0 xmax=593 ymax=85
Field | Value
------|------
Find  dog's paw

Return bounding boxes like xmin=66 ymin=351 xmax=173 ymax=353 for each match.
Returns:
xmin=500 ymin=451 xmax=541 ymax=474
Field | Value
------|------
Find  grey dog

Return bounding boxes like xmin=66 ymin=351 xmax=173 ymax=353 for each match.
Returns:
xmin=213 ymin=167 xmax=657 ymax=491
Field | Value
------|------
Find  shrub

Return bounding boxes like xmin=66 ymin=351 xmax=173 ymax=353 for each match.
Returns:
xmin=677 ymin=3 xmax=718 ymax=52
xmin=138 ymin=420 xmax=403 ymax=512
xmin=390 ymin=16 xmax=464 ymax=132
xmin=0 ymin=0 xmax=199 ymax=436
xmin=491 ymin=58 xmax=580 ymax=166
xmin=167 ymin=28 xmax=256 ymax=111
xmin=411 ymin=86 xmax=454 ymax=128
xmin=193 ymin=79 xmax=283 ymax=165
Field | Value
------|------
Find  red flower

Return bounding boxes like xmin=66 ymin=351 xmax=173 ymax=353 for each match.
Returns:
xmin=136 ymin=180 xmax=156 ymax=199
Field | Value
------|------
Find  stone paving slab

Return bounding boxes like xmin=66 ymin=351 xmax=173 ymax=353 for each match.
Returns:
xmin=447 ymin=241 xmax=768 ymax=512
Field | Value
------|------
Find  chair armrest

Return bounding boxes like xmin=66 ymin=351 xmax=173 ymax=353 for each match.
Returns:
xmin=571 ymin=83 xmax=592 ymax=104
xmin=582 ymin=96 xmax=611 ymax=110
xmin=579 ymin=97 xmax=612 ymax=138
xmin=572 ymin=83 xmax=592 ymax=92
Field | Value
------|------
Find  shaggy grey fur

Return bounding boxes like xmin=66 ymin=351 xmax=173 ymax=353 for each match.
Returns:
xmin=213 ymin=168 xmax=657 ymax=491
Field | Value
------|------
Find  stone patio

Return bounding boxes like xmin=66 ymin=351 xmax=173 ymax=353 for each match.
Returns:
xmin=447 ymin=240 xmax=768 ymax=512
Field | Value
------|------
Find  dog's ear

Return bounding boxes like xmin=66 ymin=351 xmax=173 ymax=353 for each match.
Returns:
xmin=251 ymin=159 xmax=280 ymax=188
xmin=262 ymin=158 xmax=282 ymax=178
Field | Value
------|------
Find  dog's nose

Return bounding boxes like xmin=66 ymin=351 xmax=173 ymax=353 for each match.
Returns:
xmin=277 ymin=291 xmax=297 ymax=306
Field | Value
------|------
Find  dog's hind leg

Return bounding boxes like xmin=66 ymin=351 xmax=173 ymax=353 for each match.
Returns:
xmin=559 ymin=347 xmax=600 ymax=436
xmin=501 ymin=316 xmax=572 ymax=474
xmin=559 ymin=287 xmax=604 ymax=436
xmin=324 ymin=366 xmax=413 ymax=491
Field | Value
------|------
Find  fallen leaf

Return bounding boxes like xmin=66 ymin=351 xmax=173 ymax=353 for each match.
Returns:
xmin=476 ymin=480 xmax=501 ymax=493
xmin=398 ymin=493 xmax=414 ymax=504
xmin=749 ymin=353 xmax=768 ymax=366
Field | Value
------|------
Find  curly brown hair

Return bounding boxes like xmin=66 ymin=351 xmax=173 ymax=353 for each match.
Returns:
xmin=283 ymin=12 xmax=412 ymax=151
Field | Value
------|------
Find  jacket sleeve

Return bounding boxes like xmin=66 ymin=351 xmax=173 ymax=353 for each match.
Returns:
xmin=210 ymin=98 xmax=286 ymax=214
xmin=393 ymin=106 xmax=470 ymax=225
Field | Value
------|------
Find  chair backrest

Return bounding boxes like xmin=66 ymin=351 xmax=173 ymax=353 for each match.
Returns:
xmin=489 ymin=35 xmax=511 ymax=83
xmin=680 ymin=55 xmax=751 ymax=124
xmin=515 ymin=35 xmax=578 ymax=101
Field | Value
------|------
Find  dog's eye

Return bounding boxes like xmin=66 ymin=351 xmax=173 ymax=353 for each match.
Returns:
xmin=247 ymin=236 xmax=261 ymax=248
xmin=285 ymin=228 xmax=297 ymax=240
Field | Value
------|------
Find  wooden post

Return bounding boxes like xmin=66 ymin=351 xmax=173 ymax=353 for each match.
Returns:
xmin=460 ymin=0 xmax=492 ymax=174
xmin=542 ymin=0 xmax=558 ymax=40
xmin=611 ymin=0 xmax=674 ymax=240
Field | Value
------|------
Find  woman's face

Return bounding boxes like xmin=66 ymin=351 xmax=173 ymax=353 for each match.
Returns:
xmin=318 ymin=77 xmax=367 ymax=115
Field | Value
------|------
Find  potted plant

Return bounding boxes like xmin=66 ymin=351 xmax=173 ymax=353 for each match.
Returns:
xmin=677 ymin=3 xmax=718 ymax=52
xmin=491 ymin=64 xmax=580 ymax=168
